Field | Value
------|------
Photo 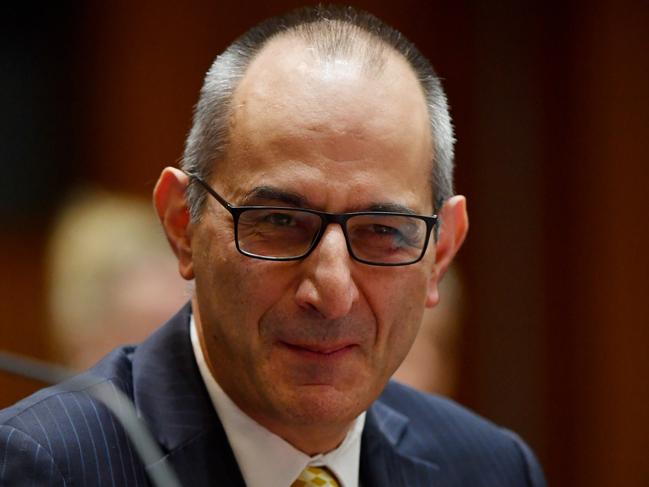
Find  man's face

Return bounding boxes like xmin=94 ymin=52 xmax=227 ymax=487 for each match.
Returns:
xmin=188 ymin=38 xmax=438 ymax=446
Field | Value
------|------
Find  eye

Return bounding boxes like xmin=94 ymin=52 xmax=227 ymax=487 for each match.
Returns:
xmin=371 ymin=224 xmax=414 ymax=247
xmin=262 ymin=212 xmax=296 ymax=227
xmin=350 ymin=218 xmax=423 ymax=249
xmin=370 ymin=224 xmax=400 ymax=236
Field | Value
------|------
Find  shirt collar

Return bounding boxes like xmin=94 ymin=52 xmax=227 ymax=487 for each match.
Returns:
xmin=190 ymin=315 xmax=365 ymax=487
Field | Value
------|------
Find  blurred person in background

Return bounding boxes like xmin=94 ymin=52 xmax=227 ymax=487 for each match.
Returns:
xmin=46 ymin=188 xmax=188 ymax=369
xmin=393 ymin=266 xmax=462 ymax=396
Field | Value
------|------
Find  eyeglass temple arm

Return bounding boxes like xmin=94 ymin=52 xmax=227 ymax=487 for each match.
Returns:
xmin=185 ymin=171 xmax=233 ymax=212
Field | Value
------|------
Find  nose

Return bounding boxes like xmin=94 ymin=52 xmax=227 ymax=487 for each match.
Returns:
xmin=294 ymin=224 xmax=360 ymax=319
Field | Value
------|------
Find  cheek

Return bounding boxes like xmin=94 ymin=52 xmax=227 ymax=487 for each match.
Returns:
xmin=367 ymin=270 xmax=429 ymax=370
xmin=195 ymin=242 xmax=294 ymax=343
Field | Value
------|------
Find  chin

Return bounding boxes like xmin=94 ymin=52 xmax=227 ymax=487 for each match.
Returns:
xmin=277 ymin=382 xmax=373 ymax=426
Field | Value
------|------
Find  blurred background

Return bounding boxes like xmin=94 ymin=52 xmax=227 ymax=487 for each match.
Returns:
xmin=1 ymin=1 xmax=647 ymax=485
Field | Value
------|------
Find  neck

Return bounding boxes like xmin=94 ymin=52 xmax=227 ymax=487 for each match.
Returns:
xmin=249 ymin=414 xmax=352 ymax=456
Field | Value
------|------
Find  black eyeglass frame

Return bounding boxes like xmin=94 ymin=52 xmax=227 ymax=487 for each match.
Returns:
xmin=187 ymin=172 xmax=439 ymax=267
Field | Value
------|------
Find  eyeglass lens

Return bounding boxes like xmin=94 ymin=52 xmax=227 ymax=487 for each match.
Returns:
xmin=237 ymin=209 xmax=427 ymax=264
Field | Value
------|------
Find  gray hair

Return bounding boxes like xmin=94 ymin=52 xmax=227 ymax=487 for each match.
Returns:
xmin=182 ymin=5 xmax=455 ymax=219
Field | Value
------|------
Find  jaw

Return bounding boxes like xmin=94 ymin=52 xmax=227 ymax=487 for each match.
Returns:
xmin=240 ymin=380 xmax=375 ymax=455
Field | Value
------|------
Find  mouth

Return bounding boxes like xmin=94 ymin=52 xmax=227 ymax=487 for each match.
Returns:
xmin=280 ymin=341 xmax=357 ymax=358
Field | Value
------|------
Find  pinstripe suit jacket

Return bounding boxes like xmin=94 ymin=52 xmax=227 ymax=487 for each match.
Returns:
xmin=0 ymin=304 xmax=545 ymax=486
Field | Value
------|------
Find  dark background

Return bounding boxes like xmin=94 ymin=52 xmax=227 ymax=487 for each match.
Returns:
xmin=1 ymin=1 xmax=648 ymax=485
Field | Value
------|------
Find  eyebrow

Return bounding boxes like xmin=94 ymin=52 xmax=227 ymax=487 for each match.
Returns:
xmin=241 ymin=185 xmax=419 ymax=215
xmin=241 ymin=186 xmax=307 ymax=207
xmin=365 ymin=203 xmax=418 ymax=215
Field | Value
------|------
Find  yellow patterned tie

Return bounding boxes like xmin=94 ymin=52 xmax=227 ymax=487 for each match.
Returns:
xmin=291 ymin=466 xmax=340 ymax=487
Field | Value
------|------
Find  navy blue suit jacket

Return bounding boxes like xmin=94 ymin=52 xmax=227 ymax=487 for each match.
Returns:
xmin=0 ymin=304 xmax=545 ymax=486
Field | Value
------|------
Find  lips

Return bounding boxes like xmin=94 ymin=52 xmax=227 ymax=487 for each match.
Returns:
xmin=281 ymin=341 xmax=356 ymax=356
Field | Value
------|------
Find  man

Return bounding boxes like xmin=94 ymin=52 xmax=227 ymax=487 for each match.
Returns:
xmin=0 ymin=6 xmax=545 ymax=486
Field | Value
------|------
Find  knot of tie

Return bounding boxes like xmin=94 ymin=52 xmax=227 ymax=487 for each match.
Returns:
xmin=291 ymin=466 xmax=340 ymax=487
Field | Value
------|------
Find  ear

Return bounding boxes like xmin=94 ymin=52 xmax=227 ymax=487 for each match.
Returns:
xmin=153 ymin=167 xmax=195 ymax=280
xmin=425 ymin=195 xmax=468 ymax=307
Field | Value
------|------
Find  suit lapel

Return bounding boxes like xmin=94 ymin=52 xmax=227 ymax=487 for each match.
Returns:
xmin=162 ymin=419 xmax=246 ymax=487
xmin=361 ymin=400 xmax=441 ymax=487
xmin=131 ymin=303 xmax=245 ymax=487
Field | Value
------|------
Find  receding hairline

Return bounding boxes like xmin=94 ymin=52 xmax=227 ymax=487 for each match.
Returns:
xmin=226 ymin=28 xmax=431 ymax=148
xmin=272 ymin=19 xmax=392 ymax=75
xmin=241 ymin=19 xmax=418 ymax=86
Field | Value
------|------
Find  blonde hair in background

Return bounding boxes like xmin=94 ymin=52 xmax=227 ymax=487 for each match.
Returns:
xmin=47 ymin=188 xmax=189 ymax=369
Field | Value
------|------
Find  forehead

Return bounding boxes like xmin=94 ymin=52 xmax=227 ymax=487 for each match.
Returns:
xmin=220 ymin=35 xmax=433 ymax=209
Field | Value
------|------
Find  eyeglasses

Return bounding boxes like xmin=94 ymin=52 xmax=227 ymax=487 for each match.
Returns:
xmin=187 ymin=172 xmax=438 ymax=266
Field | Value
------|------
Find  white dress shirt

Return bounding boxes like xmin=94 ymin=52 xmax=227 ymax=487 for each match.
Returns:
xmin=190 ymin=316 xmax=365 ymax=487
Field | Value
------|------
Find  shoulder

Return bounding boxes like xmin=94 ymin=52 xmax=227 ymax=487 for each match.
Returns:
xmin=0 ymin=424 xmax=67 ymax=485
xmin=0 ymin=346 xmax=148 ymax=486
xmin=0 ymin=346 xmax=135 ymax=426
xmin=372 ymin=380 xmax=546 ymax=486
xmin=378 ymin=380 xmax=507 ymax=439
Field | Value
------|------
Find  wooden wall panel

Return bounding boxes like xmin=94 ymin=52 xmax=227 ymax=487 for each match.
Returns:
xmin=570 ymin=3 xmax=649 ymax=484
